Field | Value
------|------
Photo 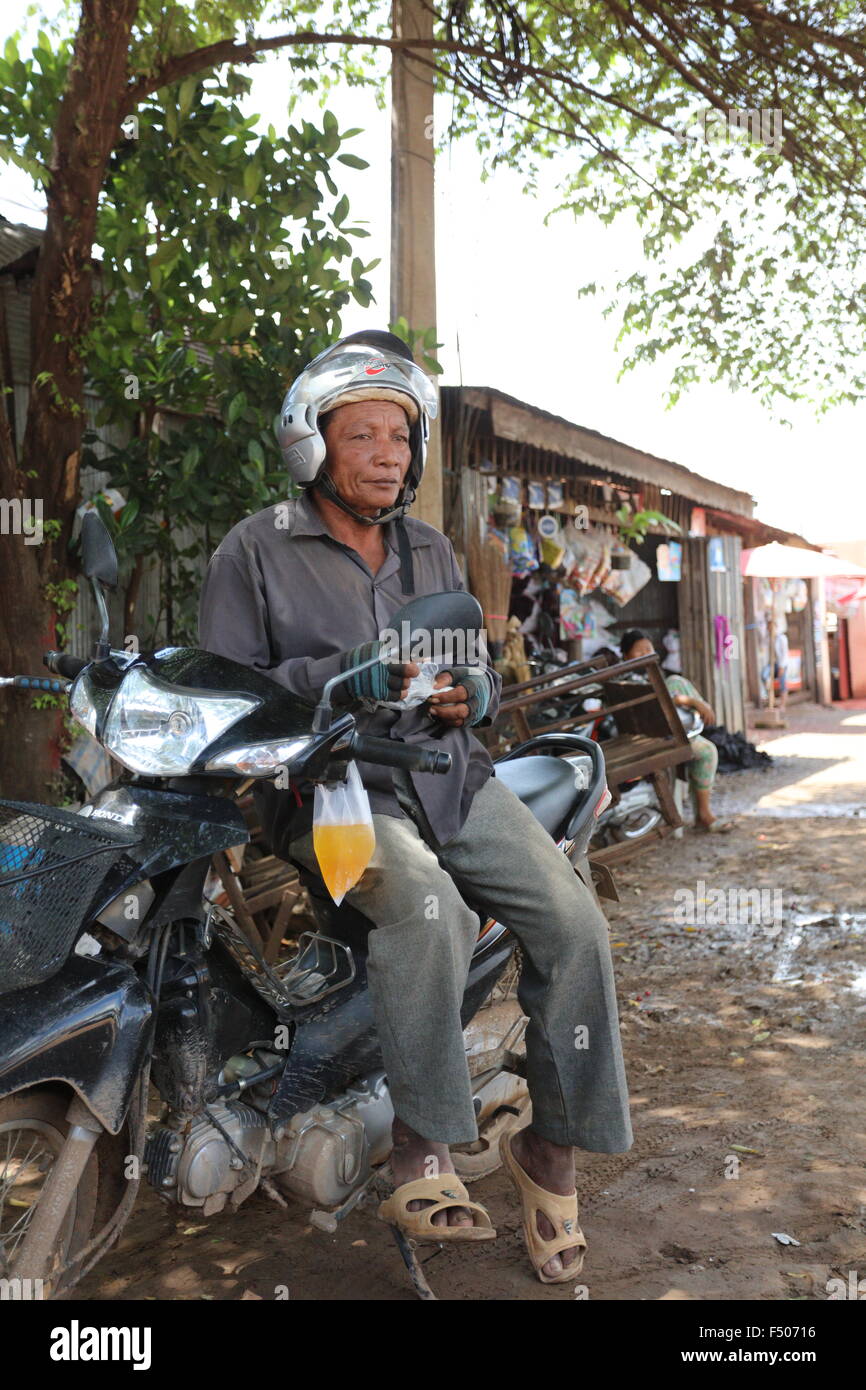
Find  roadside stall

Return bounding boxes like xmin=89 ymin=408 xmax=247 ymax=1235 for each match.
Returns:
xmin=742 ymin=543 xmax=866 ymax=726
xmin=441 ymin=386 xmax=754 ymax=733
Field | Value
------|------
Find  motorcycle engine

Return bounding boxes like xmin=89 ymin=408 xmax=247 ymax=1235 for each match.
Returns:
xmin=145 ymin=1072 xmax=394 ymax=1214
xmin=145 ymin=1101 xmax=272 ymax=1215
xmin=271 ymin=1072 xmax=393 ymax=1208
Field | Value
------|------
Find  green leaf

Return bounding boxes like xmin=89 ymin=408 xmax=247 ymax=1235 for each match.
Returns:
xmin=228 ymin=391 xmax=247 ymax=425
xmin=228 ymin=306 xmax=255 ymax=337
xmin=337 ymin=153 xmax=368 ymax=170
xmin=181 ymin=445 xmax=201 ymax=477
xmin=243 ymin=162 xmax=262 ymax=199
xmin=118 ymin=495 xmax=140 ymax=530
xmin=247 ymin=438 xmax=264 ymax=469
xmin=150 ymin=238 xmax=180 ymax=268
xmin=177 ymin=75 xmax=198 ymax=121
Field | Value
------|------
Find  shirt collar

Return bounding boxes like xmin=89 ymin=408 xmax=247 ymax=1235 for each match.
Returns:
xmin=289 ymin=488 xmax=433 ymax=547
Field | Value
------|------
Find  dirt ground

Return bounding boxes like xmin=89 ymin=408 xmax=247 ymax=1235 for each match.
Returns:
xmin=75 ymin=700 xmax=866 ymax=1302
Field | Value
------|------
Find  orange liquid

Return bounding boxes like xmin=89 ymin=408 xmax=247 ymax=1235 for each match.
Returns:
xmin=313 ymin=822 xmax=376 ymax=902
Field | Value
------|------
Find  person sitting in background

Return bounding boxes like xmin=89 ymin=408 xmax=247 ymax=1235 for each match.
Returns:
xmin=619 ymin=629 xmax=734 ymax=835
xmin=590 ymin=646 xmax=622 ymax=668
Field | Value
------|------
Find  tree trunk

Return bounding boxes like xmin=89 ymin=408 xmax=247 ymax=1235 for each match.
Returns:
xmin=0 ymin=0 xmax=138 ymax=800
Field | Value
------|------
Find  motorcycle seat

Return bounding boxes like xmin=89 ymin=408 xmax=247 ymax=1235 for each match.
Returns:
xmin=495 ymin=755 xmax=579 ymax=840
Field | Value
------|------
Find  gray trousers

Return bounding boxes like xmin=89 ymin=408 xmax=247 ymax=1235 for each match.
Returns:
xmin=288 ymin=774 xmax=633 ymax=1151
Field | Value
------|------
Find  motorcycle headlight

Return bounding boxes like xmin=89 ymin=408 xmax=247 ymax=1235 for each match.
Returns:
xmin=69 ymin=672 xmax=98 ymax=737
xmin=204 ymin=736 xmax=313 ymax=777
xmin=102 ymin=666 xmax=258 ymax=775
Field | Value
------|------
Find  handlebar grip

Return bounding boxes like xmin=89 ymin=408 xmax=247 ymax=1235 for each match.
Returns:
xmin=13 ymin=676 xmax=68 ymax=693
xmin=44 ymin=651 xmax=88 ymax=680
xmin=348 ymin=733 xmax=452 ymax=775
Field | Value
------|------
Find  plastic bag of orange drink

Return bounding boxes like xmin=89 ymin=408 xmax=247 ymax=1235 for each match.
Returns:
xmin=313 ymin=761 xmax=376 ymax=905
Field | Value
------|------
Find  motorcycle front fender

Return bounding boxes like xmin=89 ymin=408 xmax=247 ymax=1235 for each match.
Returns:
xmin=0 ymin=956 xmax=153 ymax=1134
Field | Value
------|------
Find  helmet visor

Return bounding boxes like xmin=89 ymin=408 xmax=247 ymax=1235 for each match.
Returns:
xmin=289 ymin=344 xmax=438 ymax=419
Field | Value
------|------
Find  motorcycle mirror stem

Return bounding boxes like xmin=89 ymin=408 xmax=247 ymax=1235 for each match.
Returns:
xmin=313 ymin=652 xmax=391 ymax=733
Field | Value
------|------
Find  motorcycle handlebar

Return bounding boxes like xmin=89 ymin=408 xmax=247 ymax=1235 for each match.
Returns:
xmin=44 ymin=650 xmax=88 ymax=680
xmin=344 ymin=733 xmax=452 ymax=775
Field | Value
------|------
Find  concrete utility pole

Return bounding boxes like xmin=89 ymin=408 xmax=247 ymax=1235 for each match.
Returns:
xmin=390 ymin=0 xmax=443 ymax=530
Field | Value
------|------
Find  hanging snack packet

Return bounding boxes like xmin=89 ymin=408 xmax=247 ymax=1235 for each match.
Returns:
xmin=508 ymin=525 xmax=539 ymax=576
xmin=313 ymin=761 xmax=376 ymax=905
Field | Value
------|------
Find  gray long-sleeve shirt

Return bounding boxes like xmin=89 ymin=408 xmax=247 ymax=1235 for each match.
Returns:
xmin=197 ymin=490 xmax=501 ymax=851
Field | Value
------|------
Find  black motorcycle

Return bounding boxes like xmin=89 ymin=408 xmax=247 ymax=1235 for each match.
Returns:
xmin=0 ymin=512 xmax=611 ymax=1298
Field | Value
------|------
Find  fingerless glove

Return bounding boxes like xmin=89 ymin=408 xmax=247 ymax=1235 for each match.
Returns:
xmin=448 ymin=666 xmax=492 ymax=726
xmin=339 ymin=641 xmax=405 ymax=703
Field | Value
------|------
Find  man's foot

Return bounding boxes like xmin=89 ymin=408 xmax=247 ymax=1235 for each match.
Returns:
xmin=389 ymin=1116 xmax=473 ymax=1229
xmin=509 ymin=1126 xmax=580 ymax=1279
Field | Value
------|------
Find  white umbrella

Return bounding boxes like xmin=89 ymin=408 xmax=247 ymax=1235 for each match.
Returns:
xmin=741 ymin=543 xmax=866 ymax=711
xmin=742 ymin=541 xmax=866 ymax=578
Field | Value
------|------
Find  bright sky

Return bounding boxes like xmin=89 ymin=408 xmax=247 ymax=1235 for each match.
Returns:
xmin=3 ymin=5 xmax=865 ymax=543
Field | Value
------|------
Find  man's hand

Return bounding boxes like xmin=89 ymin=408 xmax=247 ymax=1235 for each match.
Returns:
xmin=426 ymin=670 xmax=471 ymax=727
xmin=339 ymin=643 xmax=421 ymax=703
xmin=398 ymin=661 xmax=422 ymax=698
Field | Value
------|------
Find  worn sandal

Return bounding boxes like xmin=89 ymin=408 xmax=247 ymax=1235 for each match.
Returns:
xmin=694 ymin=819 xmax=735 ymax=834
xmin=500 ymin=1129 xmax=587 ymax=1283
xmin=377 ymin=1176 xmax=497 ymax=1242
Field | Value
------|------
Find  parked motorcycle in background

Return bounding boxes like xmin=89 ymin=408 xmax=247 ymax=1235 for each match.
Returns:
xmin=592 ymin=703 xmax=703 ymax=847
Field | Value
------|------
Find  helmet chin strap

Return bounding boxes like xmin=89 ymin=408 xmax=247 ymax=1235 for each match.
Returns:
xmin=314 ymin=471 xmax=414 ymax=526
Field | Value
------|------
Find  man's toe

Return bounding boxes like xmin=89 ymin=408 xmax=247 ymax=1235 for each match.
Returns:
xmin=448 ymin=1206 xmax=474 ymax=1227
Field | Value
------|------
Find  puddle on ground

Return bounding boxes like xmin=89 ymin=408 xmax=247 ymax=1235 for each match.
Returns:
xmin=640 ymin=900 xmax=866 ymax=999
xmin=848 ymin=965 xmax=866 ymax=997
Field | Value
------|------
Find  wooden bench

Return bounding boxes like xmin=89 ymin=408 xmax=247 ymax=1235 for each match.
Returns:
xmin=493 ymin=654 xmax=692 ymax=866
xmin=210 ymin=791 xmax=314 ymax=964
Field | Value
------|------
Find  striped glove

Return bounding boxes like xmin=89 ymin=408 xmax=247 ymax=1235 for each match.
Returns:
xmin=339 ymin=641 xmax=406 ymax=703
xmin=448 ymin=667 xmax=492 ymax=727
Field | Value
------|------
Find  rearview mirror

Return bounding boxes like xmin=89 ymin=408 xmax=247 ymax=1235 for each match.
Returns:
xmin=80 ymin=509 xmax=118 ymax=589
xmin=382 ymin=590 xmax=484 ymax=664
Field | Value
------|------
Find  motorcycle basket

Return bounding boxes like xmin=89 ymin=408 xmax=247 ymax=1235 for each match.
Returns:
xmin=0 ymin=799 xmax=141 ymax=995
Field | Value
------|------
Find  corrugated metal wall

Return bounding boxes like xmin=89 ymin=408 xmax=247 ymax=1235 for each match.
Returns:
xmin=681 ymin=535 xmax=746 ymax=733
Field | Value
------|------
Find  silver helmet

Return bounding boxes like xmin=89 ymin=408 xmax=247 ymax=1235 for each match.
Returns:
xmin=275 ymin=329 xmax=438 ymax=523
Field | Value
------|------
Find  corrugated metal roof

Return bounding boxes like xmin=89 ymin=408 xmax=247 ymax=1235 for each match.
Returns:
xmin=447 ymin=385 xmax=756 ymax=519
xmin=0 ymin=217 xmax=45 ymax=271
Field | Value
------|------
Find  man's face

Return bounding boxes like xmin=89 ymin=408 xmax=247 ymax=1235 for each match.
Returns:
xmin=322 ymin=400 xmax=412 ymax=516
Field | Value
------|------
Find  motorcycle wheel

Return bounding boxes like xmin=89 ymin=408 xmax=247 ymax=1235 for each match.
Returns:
xmin=451 ymin=957 xmax=530 ymax=1183
xmin=610 ymin=806 xmax=664 ymax=842
xmin=0 ymin=1086 xmax=127 ymax=1297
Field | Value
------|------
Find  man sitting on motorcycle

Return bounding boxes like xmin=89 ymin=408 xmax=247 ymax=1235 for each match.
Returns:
xmin=198 ymin=330 xmax=633 ymax=1282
